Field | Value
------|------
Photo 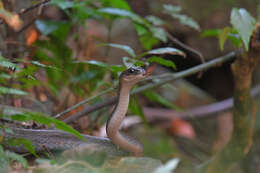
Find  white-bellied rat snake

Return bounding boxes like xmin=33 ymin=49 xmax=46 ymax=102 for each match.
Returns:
xmin=1 ymin=66 xmax=152 ymax=156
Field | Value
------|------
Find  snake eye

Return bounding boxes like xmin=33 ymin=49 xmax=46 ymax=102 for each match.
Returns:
xmin=128 ymin=68 xmax=135 ymax=73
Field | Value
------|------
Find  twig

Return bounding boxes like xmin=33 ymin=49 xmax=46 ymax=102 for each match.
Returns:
xmin=54 ymin=87 xmax=115 ymax=119
xmin=0 ymin=0 xmax=50 ymax=25
xmin=165 ymin=31 xmax=204 ymax=63
xmin=19 ymin=0 xmax=50 ymax=15
xmin=143 ymin=84 xmax=260 ymax=121
xmin=64 ymin=51 xmax=237 ymax=123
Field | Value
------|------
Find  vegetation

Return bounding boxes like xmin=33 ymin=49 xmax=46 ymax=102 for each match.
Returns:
xmin=0 ymin=0 xmax=259 ymax=172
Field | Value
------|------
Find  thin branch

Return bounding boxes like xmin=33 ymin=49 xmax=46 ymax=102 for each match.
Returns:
xmin=19 ymin=0 xmax=50 ymax=15
xmin=54 ymin=87 xmax=115 ymax=119
xmin=64 ymin=51 xmax=237 ymax=123
xmin=143 ymin=84 xmax=260 ymax=122
xmin=165 ymin=31 xmax=204 ymax=63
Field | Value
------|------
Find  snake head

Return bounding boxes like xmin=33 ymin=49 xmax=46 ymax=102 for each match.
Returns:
xmin=120 ymin=66 xmax=148 ymax=85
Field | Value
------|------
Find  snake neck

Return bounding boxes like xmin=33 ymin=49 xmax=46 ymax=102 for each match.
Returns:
xmin=106 ymin=83 xmax=132 ymax=136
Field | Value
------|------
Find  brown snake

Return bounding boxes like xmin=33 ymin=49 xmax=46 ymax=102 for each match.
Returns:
xmin=1 ymin=66 xmax=151 ymax=155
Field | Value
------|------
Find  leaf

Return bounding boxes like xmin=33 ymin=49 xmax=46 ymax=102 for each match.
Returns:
xmin=140 ymin=32 xmax=160 ymax=50
xmin=11 ymin=112 xmax=85 ymax=141
xmin=0 ymin=55 xmax=18 ymax=70
xmin=219 ymin=27 xmax=231 ymax=51
xmin=146 ymin=16 xmax=165 ymax=26
xmin=122 ymin=57 xmax=145 ymax=68
xmin=200 ymin=29 xmax=220 ymax=37
xmin=171 ymin=14 xmax=200 ymax=31
xmin=129 ymin=95 xmax=148 ymax=126
xmin=163 ymin=4 xmax=181 ymax=14
xmin=149 ymin=27 xmax=167 ymax=42
xmin=230 ymin=8 xmax=256 ymax=51
xmin=73 ymin=60 xmax=108 ymax=68
xmin=13 ymin=139 xmax=37 ymax=157
xmin=148 ymin=56 xmax=176 ymax=70
xmin=103 ymin=43 xmax=136 ymax=57
xmin=98 ymin=8 xmax=144 ymax=24
xmin=163 ymin=4 xmax=200 ymax=31
xmin=0 ymin=146 xmax=28 ymax=168
xmin=153 ymin=158 xmax=179 ymax=173
xmin=35 ymin=20 xmax=68 ymax=35
xmin=0 ymin=87 xmax=27 ymax=95
xmin=147 ymin=47 xmax=185 ymax=57
xmin=51 ymin=0 xmax=75 ymax=10
xmin=100 ymin=0 xmax=131 ymax=10
xmin=143 ymin=90 xmax=179 ymax=110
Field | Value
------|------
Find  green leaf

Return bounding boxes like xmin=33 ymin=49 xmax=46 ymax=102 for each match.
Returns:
xmin=140 ymin=33 xmax=160 ymax=50
xmin=147 ymin=47 xmax=185 ymax=57
xmin=50 ymin=0 xmax=75 ymax=9
xmin=201 ymin=29 xmax=220 ymax=37
xmin=11 ymin=112 xmax=85 ymax=141
xmin=143 ymin=90 xmax=179 ymax=109
xmin=0 ymin=87 xmax=27 ymax=95
xmin=122 ymin=57 xmax=145 ymax=68
xmin=35 ymin=20 xmax=68 ymax=35
xmin=103 ymin=43 xmax=136 ymax=57
xmin=146 ymin=16 xmax=165 ymax=26
xmin=0 ymin=55 xmax=18 ymax=70
xmin=148 ymin=56 xmax=176 ymax=70
xmin=98 ymin=8 xmax=145 ymax=24
xmin=230 ymin=8 xmax=256 ymax=51
xmin=0 ymin=146 xmax=28 ymax=168
xmin=10 ymin=138 xmax=37 ymax=157
xmin=129 ymin=95 xmax=148 ymax=126
xmin=163 ymin=4 xmax=200 ymax=31
xmin=171 ymin=14 xmax=200 ymax=31
xmin=149 ymin=27 xmax=167 ymax=42
xmin=219 ymin=27 xmax=231 ymax=51
xmin=100 ymin=0 xmax=131 ymax=10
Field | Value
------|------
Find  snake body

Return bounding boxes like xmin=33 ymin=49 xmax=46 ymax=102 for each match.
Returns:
xmin=1 ymin=67 xmax=150 ymax=155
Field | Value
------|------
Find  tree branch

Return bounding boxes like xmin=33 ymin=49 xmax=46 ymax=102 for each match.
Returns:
xmin=63 ymin=51 xmax=237 ymax=123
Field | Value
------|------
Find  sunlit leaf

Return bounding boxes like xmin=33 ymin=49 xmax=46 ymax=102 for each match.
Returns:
xmin=163 ymin=4 xmax=200 ymax=31
xmin=0 ymin=55 xmax=18 ymax=70
xmin=219 ymin=27 xmax=231 ymax=51
xmin=149 ymin=27 xmax=167 ymax=42
xmin=51 ymin=0 xmax=75 ymax=9
xmin=98 ymin=8 xmax=144 ymax=24
xmin=104 ymin=43 xmax=136 ymax=57
xmin=230 ymin=8 xmax=256 ymax=51
xmin=163 ymin=4 xmax=181 ymax=13
xmin=171 ymin=14 xmax=200 ymax=31
xmin=122 ymin=57 xmax=145 ymax=68
xmin=153 ymin=158 xmax=180 ymax=173
xmin=35 ymin=20 xmax=68 ymax=35
xmin=0 ymin=87 xmax=27 ymax=95
xmin=147 ymin=47 xmax=185 ymax=57
xmin=73 ymin=60 xmax=108 ymax=68
xmin=146 ymin=16 xmax=165 ymax=26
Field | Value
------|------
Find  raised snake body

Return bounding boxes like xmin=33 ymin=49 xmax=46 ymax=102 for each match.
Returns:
xmin=1 ymin=67 xmax=150 ymax=155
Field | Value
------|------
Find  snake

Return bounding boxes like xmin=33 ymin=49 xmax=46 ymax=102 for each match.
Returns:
xmin=1 ymin=66 xmax=151 ymax=156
